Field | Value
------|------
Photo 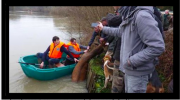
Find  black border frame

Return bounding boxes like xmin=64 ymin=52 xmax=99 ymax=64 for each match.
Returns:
xmin=2 ymin=2 xmax=180 ymax=99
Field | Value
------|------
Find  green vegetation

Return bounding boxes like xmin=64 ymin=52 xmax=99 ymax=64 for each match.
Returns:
xmin=89 ymin=53 xmax=111 ymax=93
xmin=157 ymin=6 xmax=173 ymax=11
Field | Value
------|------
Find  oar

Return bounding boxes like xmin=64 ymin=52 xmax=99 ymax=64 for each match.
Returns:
xmin=18 ymin=62 xmax=40 ymax=66
xmin=18 ymin=62 xmax=50 ymax=69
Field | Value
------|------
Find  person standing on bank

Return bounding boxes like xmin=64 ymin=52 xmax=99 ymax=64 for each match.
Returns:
xmin=106 ymin=6 xmax=124 ymax=93
xmin=97 ymin=6 xmax=165 ymax=93
xmin=87 ymin=17 xmax=109 ymax=50
xmin=64 ymin=38 xmax=88 ymax=66
xmin=36 ymin=36 xmax=78 ymax=68
xmin=161 ymin=9 xmax=172 ymax=31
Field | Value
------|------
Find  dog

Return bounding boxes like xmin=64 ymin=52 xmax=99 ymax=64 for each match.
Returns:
xmin=103 ymin=55 xmax=115 ymax=88
xmin=146 ymin=69 xmax=165 ymax=93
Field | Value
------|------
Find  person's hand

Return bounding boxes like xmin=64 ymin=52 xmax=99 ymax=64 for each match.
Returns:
xmin=74 ymin=58 xmax=79 ymax=63
xmin=87 ymin=46 xmax=90 ymax=50
xmin=84 ymin=50 xmax=88 ymax=53
xmin=99 ymin=38 xmax=104 ymax=43
xmin=40 ymin=62 xmax=44 ymax=69
xmin=94 ymin=26 xmax=100 ymax=33
xmin=116 ymin=12 xmax=120 ymax=16
xmin=98 ymin=22 xmax=103 ymax=31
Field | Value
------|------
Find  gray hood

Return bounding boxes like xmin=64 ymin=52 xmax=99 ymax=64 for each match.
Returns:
xmin=118 ymin=6 xmax=154 ymax=21
xmin=136 ymin=6 xmax=154 ymax=13
xmin=129 ymin=6 xmax=154 ymax=19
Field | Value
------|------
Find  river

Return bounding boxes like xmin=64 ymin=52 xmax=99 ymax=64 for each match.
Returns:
xmin=9 ymin=11 xmax=88 ymax=93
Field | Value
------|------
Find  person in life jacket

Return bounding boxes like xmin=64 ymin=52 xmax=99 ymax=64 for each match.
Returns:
xmin=36 ymin=36 xmax=78 ymax=68
xmin=64 ymin=38 xmax=88 ymax=66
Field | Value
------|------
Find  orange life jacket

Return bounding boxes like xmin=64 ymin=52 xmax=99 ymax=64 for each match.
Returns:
xmin=67 ymin=42 xmax=81 ymax=58
xmin=48 ymin=41 xmax=65 ymax=59
xmin=63 ymin=43 xmax=69 ymax=49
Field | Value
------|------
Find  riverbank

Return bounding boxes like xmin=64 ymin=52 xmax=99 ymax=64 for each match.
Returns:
xmin=9 ymin=8 xmax=174 ymax=93
xmin=86 ymin=52 xmax=112 ymax=93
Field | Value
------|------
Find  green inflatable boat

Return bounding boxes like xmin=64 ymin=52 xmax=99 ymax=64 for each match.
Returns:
xmin=18 ymin=53 xmax=76 ymax=81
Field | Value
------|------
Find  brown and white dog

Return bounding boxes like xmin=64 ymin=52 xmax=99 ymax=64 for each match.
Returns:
xmin=146 ymin=69 xmax=165 ymax=93
xmin=103 ymin=55 xmax=115 ymax=88
xmin=103 ymin=55 xmax=164 ymax=93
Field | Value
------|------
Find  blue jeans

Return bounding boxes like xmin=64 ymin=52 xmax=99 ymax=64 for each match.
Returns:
xmin=124 ymin=73 xmax=152 ymax=93
xmin=36 ymin=53 xmax=60 ymax=66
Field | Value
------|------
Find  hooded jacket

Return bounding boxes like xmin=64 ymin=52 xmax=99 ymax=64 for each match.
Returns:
xmin=102 ymin=6 xmax=165 ymax=76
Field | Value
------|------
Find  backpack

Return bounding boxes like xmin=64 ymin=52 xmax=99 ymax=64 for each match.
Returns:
xmin=153 ymin=7 xmax=165 ymax=40
xmin=134 ymin=7 xmax=165 ymax=40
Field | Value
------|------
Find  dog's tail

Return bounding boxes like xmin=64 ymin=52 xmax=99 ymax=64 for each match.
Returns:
xmin=104 ymin=60 xmax=114 ymax=70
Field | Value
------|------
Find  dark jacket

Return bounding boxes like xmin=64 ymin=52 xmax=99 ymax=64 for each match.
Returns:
xmin=43 ymin=45 xmax=74 ymax=62
xmin=113 ymin=37 xmax=121 ymax=61
xmin=162 ymin=13 xmax=171 ymax=30
xmin=106 ymin=13 xmax=122 ymax=27
xmin=88 ymin=30 xmax=109 ymax=46
xmin=153 ymin=6 xmax=162 ymax=21
xmin=106 ymin=13 xmax=122 ymax=59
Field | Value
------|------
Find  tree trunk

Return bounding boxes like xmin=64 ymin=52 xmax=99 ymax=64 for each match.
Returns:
xmin=72 ymin=42 xmax=105 ymax=82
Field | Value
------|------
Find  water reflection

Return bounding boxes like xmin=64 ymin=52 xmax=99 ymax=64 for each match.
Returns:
xmin=9 ymin=11 xmax=21 ymax=21
xmin=53 ymin=17 xmax=69 ymax=31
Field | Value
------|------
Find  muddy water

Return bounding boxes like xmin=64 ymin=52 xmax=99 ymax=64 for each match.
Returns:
xmin=9 ymin=11 xmax=88 ymax=93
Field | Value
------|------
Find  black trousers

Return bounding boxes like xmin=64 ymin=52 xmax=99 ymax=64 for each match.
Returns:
xmin=64 ymin=58 xmax=75 ymax=66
